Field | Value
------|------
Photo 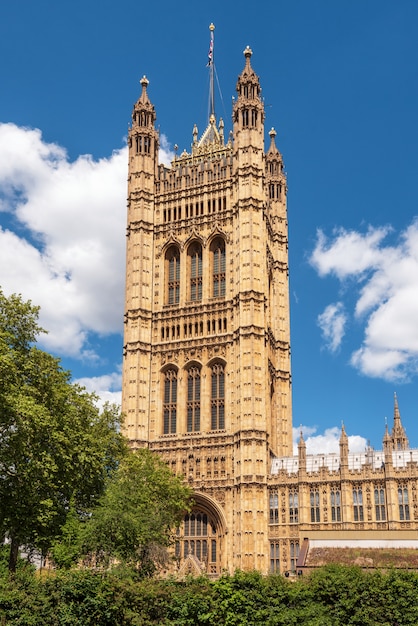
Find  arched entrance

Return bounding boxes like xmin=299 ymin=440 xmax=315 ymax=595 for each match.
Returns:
xmin=175 ymin=493 xmax=226 ymax=576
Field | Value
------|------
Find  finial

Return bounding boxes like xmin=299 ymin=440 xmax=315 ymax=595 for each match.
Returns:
xmin=244 ymin=45 xmax=253 ymax=63
xmin=269 ymin=127 xmax=277 ymax=139
xmin=209 ymin=22 xmax=215 ymax=32
xmin=140 ymin=75 xmax=149 ymax=88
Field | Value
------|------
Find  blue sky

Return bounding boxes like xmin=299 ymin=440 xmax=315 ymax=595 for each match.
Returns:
xmin=1 ymin=1 xmax=418 ymax=453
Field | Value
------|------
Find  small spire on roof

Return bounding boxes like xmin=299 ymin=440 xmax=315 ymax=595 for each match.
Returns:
xmin=139 ymin=75 xmax=150 ymax=103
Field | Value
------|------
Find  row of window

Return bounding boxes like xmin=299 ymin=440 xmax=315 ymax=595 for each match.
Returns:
xmin=270 ymin=541 xmax=299 ymax=573
xmin=269 ymin=183 xmax=284 ymax=200
xmin=132 ymin=112 xmax=152 ymax=128
xmin=161 ymin=318 xmax=227 ymax=341
xmin=168 ymin=456 xmax=227 ymax=479
xmin=163 ymin=363 xmax=225 ymax=434
xmin=131 ymin=134 xmax=153 ymax=154
xmin=269 ymin=487 xmax=411 ymax=525
xmin=165 ymin=238 xmax=226 ymax=305
xmin=162 ymin=196 xmax=227 ymax=223
xmin=157 ymin=166 xmax=229 ymax=192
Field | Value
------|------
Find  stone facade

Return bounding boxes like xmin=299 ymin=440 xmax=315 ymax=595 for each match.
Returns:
xmin=122 ymin=47 xmax=418 ymax=575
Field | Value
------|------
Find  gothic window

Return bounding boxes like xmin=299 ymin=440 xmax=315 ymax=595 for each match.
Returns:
xmin=178 ymin=510 xmax=219 ymax=574
xmin=290 ymin=541 xmax=299 ymax=571
xmin=188 ymin=242 xmax=202 ymax=301
xmin=289 ymin=490 xmax=299 ymax=523
xmin=353 ymin=487 xmax=364 ymax=522
xmin=211 ymin=363 xmax=225 ymax=430
xmin=270 ymin=542 xmax=280 ymax=573
xmin=310 ymin=489 xmax=320 ymax=522
xmin=374 ymin=487 xmax=386 ymax=521
xmin=269 ymin=492 xmax=279 ymax=524
xmin=211 ymin=238 xmax=226 ymax=297
xmin=398 ymin=486 xmax=410 ymax=521
xmin=251 ymin=109 xmax=258 ymax=126
xmin=242 ymin=109 xmax=249 ymax=127
xmin=187 ymin=365 xmax=201 ymax=432
xmin=163 ymin=368 xmax=177 ymax=434
xmin=331 ymin=488 xmax=341 ymax=522
xmin=166 ymin=246 xmax=180 ymax=304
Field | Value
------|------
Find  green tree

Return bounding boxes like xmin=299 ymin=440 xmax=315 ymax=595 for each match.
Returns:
xmin=81 ymin=449 xmax=192 ymax=576
xmin=0 ymin=289 xmax=126 ymax=573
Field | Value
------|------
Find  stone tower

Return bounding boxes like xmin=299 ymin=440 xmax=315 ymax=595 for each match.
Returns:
xmin=122 ymin=35 xmax=292 ymax=574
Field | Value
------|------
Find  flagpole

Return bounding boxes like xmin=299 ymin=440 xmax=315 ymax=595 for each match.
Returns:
xmin=209 ymin=23 xmax=215 ymax=120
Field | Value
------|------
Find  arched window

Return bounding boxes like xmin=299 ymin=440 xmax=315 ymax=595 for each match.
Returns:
xmin=176 ymin=508 xmax=220 ymax=575
xmin=187 ymin=365 xmax=201 ymax=432
xmin=211 ymin=363 xmax=225 ymax=430
xmin=166 ymin=246 xmax=180 ymax=304
xmin=163 ymin=368 xmax=177 ymax=434
xmin=188 ymin=242 xmax=202 ymax=301
xmin=211 ymin=238 xmax=225 ymax=297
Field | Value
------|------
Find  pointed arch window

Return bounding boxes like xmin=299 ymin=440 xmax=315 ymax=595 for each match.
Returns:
xmin=353 ymin=487 xmax=364 ymax=522
xmin=211 ymin=238 xmax=226 ymax=297
xmin=189 ymin=243 xmax=202 ymax=301
xmin=187 ymin=365 xmax=201 ymax=432
xmin=166 ymin=246 xmax=180 ymax=304
xmin=163 ymin=368 xmax=177 ymax=434
xmin=398 ymin=486 xmax=410 ymax=521
xmin=374 ymin=487 xmax=386 ymax=521
xmin=211 ymin=363 xmax=225 ymax=430
xmin=177 ymin=509 xmax=220 ymax=575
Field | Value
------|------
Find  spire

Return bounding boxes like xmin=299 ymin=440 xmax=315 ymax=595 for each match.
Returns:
xmin=131 ymin=75 xmax=156 ymax=130
xmin=391 ymin=393 xmax=409 ymax=450
xmin=339 ymin=422 xmax=349 ymax=469
xmin=233 ymin=44 xmax=264 ymax=135
xmin=298 ymin=428 xmax=306 ymax=471
xmin=139 ymin=75 xmax=150 ymax=104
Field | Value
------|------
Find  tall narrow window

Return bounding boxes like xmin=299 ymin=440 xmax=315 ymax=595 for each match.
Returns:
xmin=290 ymin=541 xmax=299 ymax=571
xmin=166 ymin=247 xmax=180 ymax=304
xmin=374 ymin=487 xmax=386 ymax=521
xmin=289 ymin=490 xmax=299 ymax=523
xmin=331 ymin=488 xmax=341 ymax=522
xmin=212 ymin=238 xmax=226 ymax=297
xmin=270 ymin=542 xmax=280 ymax=573
xmin=353 ymin=487 xmax=364 ymax=522
xmin=269 ymin=492 xmax=279 ymax=524
xmin=211 ymin=363 xmax=225 ymax=430
xmin=310 ymin=489 xmax=320 ymax=522
xmin=189 ymin=243 xmax=202 ymax=301
xmin=187 ymin=366 xmax=201 ymax=432
xmin=163 ymin=368 xmax=177 ymax=434
xmin=398 ymin=486 xmax=410 ymax=521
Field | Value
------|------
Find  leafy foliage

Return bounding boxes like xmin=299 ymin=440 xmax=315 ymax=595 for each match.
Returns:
xmin=81 ymin=449 xmax=192 ymax=576
xmin=0 ymin=289 xmax=126 ymax=572
xmin=1 ymin=566 xmax=418 ymax=625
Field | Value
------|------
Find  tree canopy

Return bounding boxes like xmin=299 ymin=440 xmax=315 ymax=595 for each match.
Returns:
xmin=81 ymin=448 xmax=192 ymax=576
xmin=0 ymin=289 xmax=126 ymax=572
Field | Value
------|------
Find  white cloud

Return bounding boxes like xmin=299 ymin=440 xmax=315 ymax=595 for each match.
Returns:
xmin=317 ymin=302 xmax=347 ymax=352
xmin=310 ymin=225 xmax=391 ymax=279
xmin=0 ymin=123 xmax=174 ymax=356
xmin=74 ymin=371 xmax=122 ymax=411
xmin=159 ymin=134 xmax=175 ymax=165
xmin=0 ymin=123 xmax=127 ymax=357
xmin=0 ymin=122 xmax=174 ymax=401
xmin=310 ymin=221 xmax=418 ymax=381
xmin=293 ymin=425 xmax=367 ymax=455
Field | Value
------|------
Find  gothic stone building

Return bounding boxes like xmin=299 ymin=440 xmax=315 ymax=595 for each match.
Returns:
xmin=122 ymin=46 xmax=418 ymax=575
